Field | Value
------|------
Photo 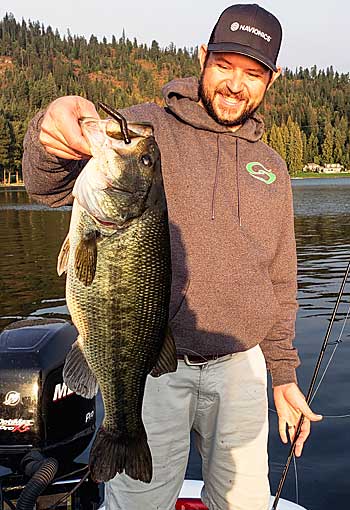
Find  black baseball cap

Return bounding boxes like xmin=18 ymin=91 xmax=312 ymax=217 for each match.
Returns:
xmin=207 ymin=4 xmax=282 ymax=72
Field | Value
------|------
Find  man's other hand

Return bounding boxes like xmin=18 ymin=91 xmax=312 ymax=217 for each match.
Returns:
xmin=273 ymin=382 xmax=322 ymax=457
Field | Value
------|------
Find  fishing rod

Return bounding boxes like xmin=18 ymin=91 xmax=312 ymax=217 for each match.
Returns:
xmin=272 ymin=259 xmax=350 ymax=510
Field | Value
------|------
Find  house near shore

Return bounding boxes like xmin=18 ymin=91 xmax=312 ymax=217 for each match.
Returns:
xmin=323 ymin=163 xmax=345 ymax=173
xmin=302 ymin=163 xmax=348 ymax=173
xmin=302 ymin=163 xmax=323 ymax=173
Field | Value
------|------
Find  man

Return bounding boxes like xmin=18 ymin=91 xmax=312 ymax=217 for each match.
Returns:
xmin=22 ymin=4 xmax=322 ymax=509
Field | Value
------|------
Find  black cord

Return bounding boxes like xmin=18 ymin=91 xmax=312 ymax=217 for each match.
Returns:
xmin=3 ymin=495 xmax=16 ymax=510
xmin=0 ymin=465 xmax=91 ymax=510
xmin=52 ymin=465 xmax=89 ymax=483
xmin=47 ymin=470 xmax=90 ymax=510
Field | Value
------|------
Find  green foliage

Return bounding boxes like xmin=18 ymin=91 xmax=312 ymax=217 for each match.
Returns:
xmin=261 ymin=66 xmax=350 ymax=172
xmin=286 ymin=117 xmax=304 ymax=176
xmin=269 ymin=124 xmax=286 ymax=160
xmin=321 ymin=122 xmax=334 ymax=165
xmin=306 ymin=132 xmax=320 ymax=164
xmin=0 ymin=12 xmax=349 ymax=180
xmin=0 ymin=115 xmax=14 ymax=178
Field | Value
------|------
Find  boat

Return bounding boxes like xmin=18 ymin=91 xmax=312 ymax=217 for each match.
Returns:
xmin=175 ymin=480 xmax=307 ymax=509
xmin=97 ymin=479 xmax=307 ymax=509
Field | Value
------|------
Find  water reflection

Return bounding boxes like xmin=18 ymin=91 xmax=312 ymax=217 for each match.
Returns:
xmin=293 ymin=177 xmax=350 ymax=217
xmin=293 ymin=182 xmax=350 ymax=327
xmin=0 ymin=190 xmax=70 ymax=329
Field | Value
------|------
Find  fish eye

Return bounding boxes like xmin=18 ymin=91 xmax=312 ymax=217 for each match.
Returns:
xmin=141 ymin=154 xmax=153 ymax=167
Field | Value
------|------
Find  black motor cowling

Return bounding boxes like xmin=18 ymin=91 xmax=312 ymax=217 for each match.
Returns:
xmin=0 ymin=318 xmax=96 ymax=471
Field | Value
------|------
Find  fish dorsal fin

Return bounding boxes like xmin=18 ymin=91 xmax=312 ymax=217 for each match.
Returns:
xmin=57 ymin=234 xmax=70 ymax=276
xmin=150 ymin=327 xmax=178 ymax=377
xmin=74 ymin=231 xmax=98 ymax=286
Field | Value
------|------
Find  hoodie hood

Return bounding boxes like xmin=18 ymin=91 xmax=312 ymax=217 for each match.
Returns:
xmin=162 ymin=76 xmax=265 ymax=142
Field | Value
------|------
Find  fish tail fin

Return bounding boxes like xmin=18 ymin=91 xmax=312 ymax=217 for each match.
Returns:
xmin=89 ymin=426 xmax=152 ymax=483
xmin=63 ymin=339 xmax=98 ymax=399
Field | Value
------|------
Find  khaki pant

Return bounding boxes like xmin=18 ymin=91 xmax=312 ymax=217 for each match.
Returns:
xmin=105 ymin=345 xmax=270 ymax=510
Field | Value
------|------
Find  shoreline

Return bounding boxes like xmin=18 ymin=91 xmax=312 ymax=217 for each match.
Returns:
xmin=0 ymin=183 xmax=25 ymax=190
xmin=292 ymin=172 xmax=350 ymax=179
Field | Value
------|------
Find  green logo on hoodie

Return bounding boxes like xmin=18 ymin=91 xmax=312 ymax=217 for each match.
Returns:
xmin=246 ymin=162 xmax=276 ymax=185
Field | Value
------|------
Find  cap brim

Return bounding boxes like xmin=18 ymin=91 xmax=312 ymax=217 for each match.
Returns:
xmin=207 ymin=42 xmax=278 ymax=72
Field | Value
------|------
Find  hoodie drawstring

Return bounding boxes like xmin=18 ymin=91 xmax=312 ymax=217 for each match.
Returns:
xmin=236 ymin=138 xmax=242 ymax=227
xmin=211 ymin=135 xmax=242 ymax=226
xmin=211 ymin=134 xmax=220 ymax=221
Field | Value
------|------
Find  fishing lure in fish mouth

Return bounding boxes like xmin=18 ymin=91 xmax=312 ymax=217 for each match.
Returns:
xmin=98 ymin=101 xmax=131 ymax=144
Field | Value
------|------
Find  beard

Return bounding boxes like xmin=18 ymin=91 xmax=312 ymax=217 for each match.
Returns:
xmin=198 ymin=72 xmax=261 ymax=127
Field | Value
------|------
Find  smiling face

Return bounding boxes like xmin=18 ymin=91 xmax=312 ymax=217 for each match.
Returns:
xmin=198 ymin=46 xmax=281 ymax=129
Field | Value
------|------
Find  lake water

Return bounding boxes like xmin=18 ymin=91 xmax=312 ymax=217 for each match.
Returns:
xmin=1 ymin=178 xmax=350 ymax=509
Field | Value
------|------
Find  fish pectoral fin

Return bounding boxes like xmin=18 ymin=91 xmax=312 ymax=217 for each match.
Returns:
xmin=57 ymin=234 xmax=70 ymax=276
xmin=150 ymin=327 xmax=178 ymax=377
xmin=74 ymin=230 xmax=98 ymax=286
xmin=63 ymin=338 xmax=99 ymax=399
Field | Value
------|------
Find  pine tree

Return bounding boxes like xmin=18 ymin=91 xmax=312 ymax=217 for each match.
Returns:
xmin=306 ymin=132 xmax=320 ymax=164
xmin=341 ymin=144 xmax=350 ymax=170
xmin=286 ymin=118 xmax=303 ymax=175
xmin=321 ymin=122 xmax=334 ymax=165
xmin=281 ymin=123 xmax=290 ymax=162
xmin=0 ymin=116 xmax=14 ymax=181
xmin=301 ymin=131 xmax=307 ymax=165
xmin=269 ymin=124 xmax=286 ymax=160
xmin=333 ymin=116 xmax=348 ymax=165
xmin=261 ymin=131 xmax=268 ymax=144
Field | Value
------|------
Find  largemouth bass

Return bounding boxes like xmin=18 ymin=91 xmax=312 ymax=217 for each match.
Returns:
xmin=57 ymin=111 xmax=177 ymax=483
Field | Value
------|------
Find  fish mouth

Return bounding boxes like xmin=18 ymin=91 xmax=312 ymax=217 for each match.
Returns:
xmin=92 ymin=214 xmax=137 ymax=231
xmin=105 ymin=178 xmax=134 ymax=197
xmin=93 ymin=216 xmax=119 ymax=228
xmin=107 ymin=185 xmax=133 ymax=197
xmin=105 ymin=181 xmax=148 ymax=200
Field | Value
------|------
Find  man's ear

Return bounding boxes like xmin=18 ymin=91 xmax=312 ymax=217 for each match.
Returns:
xmin=267 ymin=65 xmax=282 ymax=89
xmin=199 ymin=44 xmax=208 ymax=71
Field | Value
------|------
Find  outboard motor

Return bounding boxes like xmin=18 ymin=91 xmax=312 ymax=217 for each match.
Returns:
xmin=0 ymin=318 xmax=98 ymax=509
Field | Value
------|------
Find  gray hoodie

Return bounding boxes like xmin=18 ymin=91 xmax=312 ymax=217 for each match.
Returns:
xmin=23 ymin=77 xmax=300 ymax=387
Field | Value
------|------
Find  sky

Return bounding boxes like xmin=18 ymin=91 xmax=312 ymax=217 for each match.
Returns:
xmin=1 ymin=0 xmax=349 ymax=73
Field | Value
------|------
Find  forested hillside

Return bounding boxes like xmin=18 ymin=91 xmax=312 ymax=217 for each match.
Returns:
xmin=0 ymin=13 xmax=349 ymax=180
